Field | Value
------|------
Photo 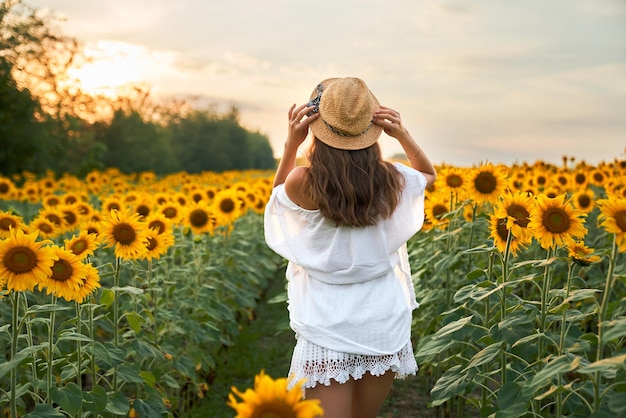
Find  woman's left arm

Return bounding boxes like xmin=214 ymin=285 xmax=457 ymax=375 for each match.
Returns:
xmin=272 ymin=103 xmax=318 ymax=187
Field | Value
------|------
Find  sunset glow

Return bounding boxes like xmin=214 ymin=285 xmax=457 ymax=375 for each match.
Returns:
xmin=66 ymin=40 xmax=175 ymax=98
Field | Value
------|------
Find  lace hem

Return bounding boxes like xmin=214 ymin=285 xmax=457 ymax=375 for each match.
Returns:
xmin=288 ymin=338 xmax=418 ymax=390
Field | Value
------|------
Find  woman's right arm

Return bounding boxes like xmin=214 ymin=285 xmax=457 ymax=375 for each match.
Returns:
xmin=272 ymin=103 xmax=318 ymax=188
xmin=373 ymin=106 xmax=437 ymax=187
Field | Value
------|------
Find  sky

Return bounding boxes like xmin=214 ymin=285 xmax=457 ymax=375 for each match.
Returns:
xmin=27 ymin=0 xmax=626 ymax=167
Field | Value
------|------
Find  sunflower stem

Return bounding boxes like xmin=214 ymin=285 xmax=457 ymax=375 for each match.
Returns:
xmin=539 ymin=247 xmax=553 ymax=359
xmin=47 ymin=295 xmax=58 ymax=404
xmin=113 ymin=257 xmax=121 ymax=392
xmin=499 ymin=225 xmax=513 ymax=387
xmin=557 ymin=260 xmax=575 ymax=417
xmin=75 ymin=301 xmax=83 ymax=418
xmin=593 ymin=233 xmax=618 ymax=411
xmin=10 ymin=292 xmax=19 ymax=418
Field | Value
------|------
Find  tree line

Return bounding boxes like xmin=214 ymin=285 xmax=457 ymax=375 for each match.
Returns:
xmin=0 ymin=0 xmax=276 ymax=178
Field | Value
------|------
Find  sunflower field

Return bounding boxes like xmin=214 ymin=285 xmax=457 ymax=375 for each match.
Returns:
xmin=1 ymin=154 xmax=625 ymax=417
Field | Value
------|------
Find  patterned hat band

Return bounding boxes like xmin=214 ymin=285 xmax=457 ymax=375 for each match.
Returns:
xmin=323 ymin=119 xmax=374 ymax=138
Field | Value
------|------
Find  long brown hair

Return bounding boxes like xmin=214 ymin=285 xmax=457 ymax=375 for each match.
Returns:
xmin=304 ymin=138 xmax=405 ymax=227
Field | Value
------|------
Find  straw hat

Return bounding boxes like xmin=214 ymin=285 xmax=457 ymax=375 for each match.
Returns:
xmin=307 ymin=77 xmax=382 ymax=150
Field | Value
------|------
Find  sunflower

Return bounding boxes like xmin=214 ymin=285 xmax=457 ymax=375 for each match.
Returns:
xmin=424 ymin=194 xmax=451 ymax=229
xmin=567 ymin=241 xmax=601 ymax=266
xmin=100 ymin=210 xmax=149 ymax=260
xmin=37 ymin=207 xmax=67 ymax=231
xmin=571 ymin=188 xmax=595 ymax=213
xmin=39 ymin=245 xmax=89 ymax=302
xmin=212 ymin=189 xmax=242 ymax=226
xmin=144 ymin=212 xmax=173 ymax=235
xmin=183 ymin=201 xmax=217 ymax=235
xmin=58 ymin=203 xmax=82 ymax=232
xmin=64 ymin=230 xmax=101 ymax=260
xmin=597 ymin=197 xmax=626 ymax=252
xmin=42 ymin=194 xmax=63 ymax=207
xmin=82 ymin=220 xmax=104 ymax=240
xmin=0 ymin=211 xmax=26 ymax=239
xmin=101 ymin=195 xmax=127 ymax=215
xmin=488 ymin=214 xmax=527 ymax=257
xmin=228 ymin=370 xmax=323 ymax=418
xmin=0 ymin=229 xmax=57 ymax=292
xmin=528 ymin=193 xmax=588 ymax=250
xmin=0 ymin=177 xmax=17 ymax=200
xmin=28 ymin=216 xmax=61 ymax=240
xmin=158 ymin=201 xmax=184 ymax=224
xmin=493 ymin=191 xmax=534 ymax=243
xmin=467 ymin=163 xmax=509 ymax=205
xmin=143 ymin=228 xmax=175 ymax=261
xmin=130 ymin=193 xmax=155 ymax=219
xmin=438 ymin=166 xmax=469 ymax=201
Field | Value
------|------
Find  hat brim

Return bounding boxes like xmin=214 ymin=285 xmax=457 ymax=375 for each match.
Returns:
xmin=307 ymin=78 xmax=383 ymax=151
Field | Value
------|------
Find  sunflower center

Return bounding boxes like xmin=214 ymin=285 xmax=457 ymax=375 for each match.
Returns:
xmin=70 ymin=239 xmax=88 ymax=256
xmin=615 ymin=209 xmax=626 ymax=232
xmin=496 ymin=218 xmax=509 ymax=241
xmin=542 ymin=207 xmax=571 ymax=233
xmin=0 ymin=217 xmax=16 ymax=231
xmin=112 ymin=223 xmax=137 ymax=245
xmin=148 ymin=220 xmax=166 ymax=234
xmin=0 ymin=183 xmax=9 ymax=194
xmin=51 ymin=259 xmax=73 ymax=282
xmin=433 ymin=204 xmax=448 ymax=219
xmin=189 ymin=209 xmax=209 ymax=228
xmin=446 ymin=174 xmax=463 ymax=188
xmin=220 ymin=198 xmax=236 ymax=214
xmin=147 ymin=237 xmax=157 ymax=251
xmin=474 ymin=172 xmax=497 ymax=194
xmin=574 ymin=173 xmax=586 ymax=185
xmin=537 ymin=176 xmax=547 ymax=186
xmin=577 ymin=194 xmax=591 ymax=209
xmin=4 ymin=246 xmax=38 ymax=274
xmin=63 ymin=210 xmax=77 ymax=226
xmin=507 ymin=204 xmax=530 ymax=227
xmin=252 ymin=402 xmax=298 ymax=418
xmin=162 ymin=207 xmax=178 ymax=219
xmin=107 ymin=203 xmax=122 ymax=213
xmin=46 ymin=214 xmax=63 ymax=226
xmin=39 ymin=223 xmax=54 ymax=233
xmin=47 ymin=197 xmax=61 ymax=206
xmin=136 ymin=204 xmax=150 ymax=217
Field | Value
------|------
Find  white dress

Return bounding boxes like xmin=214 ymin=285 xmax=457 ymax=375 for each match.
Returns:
xmin=264 ymin=162 xmax=427 ymax=389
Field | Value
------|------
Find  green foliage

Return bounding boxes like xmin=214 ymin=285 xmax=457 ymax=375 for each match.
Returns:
xmin=0 ymin=208 xmax=282 ymax=416
xmin=411 ymin=202 xmax=626 ymax=417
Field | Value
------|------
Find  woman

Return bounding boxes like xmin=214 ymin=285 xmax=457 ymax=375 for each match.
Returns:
xmin=264 ymin=77 xmax=436 ymax=418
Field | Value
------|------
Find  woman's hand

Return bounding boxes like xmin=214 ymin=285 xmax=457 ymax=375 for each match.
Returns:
xmin=272 ymin=103 xmax=319 ymax=188
xmin=286 ymin=103 xmax=319 ymax=149
xmin=373 ymin=106 xmax=408 ymax=140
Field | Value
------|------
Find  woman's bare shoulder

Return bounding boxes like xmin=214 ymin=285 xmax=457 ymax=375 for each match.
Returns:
xmin=284 ymin=167 xmax=318 ymax=210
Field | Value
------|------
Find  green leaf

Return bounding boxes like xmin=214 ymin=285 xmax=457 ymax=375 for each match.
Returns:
xmin=50 ymin=382 xmax=83 ymax=417
xmin=522 ymin=354 xmax=582 ymax=398
xmin=464 ymin=343 xmax=502 ymax=371
xmin=430 ymin=365 xmax=470 ymax=406
xmin=106 ymin=391 xmax=130 ymax=415
xmin=83 ymin=384 xmax=108 ymax=413
xmin=578 ymin=353 xmax=626 ymax=375
xmin=434 ymin=315 xmax=474 ymax=339
xmin=57 ymin=331 xmax=92 ymax=342
xmin=22 ymin=404 xmax=65 ymax=418
xmin=117 ymin=363 xmax=144 ymax=384
xmin=125 ymin=311 xmax=144 ymax=334
xmin=99 ymin=288 xmax=115 ymax=307
xmin=112 ymin=285 xmax=144 ymax=295
xmin=602 ymin=318 xmax=626 ymax=342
